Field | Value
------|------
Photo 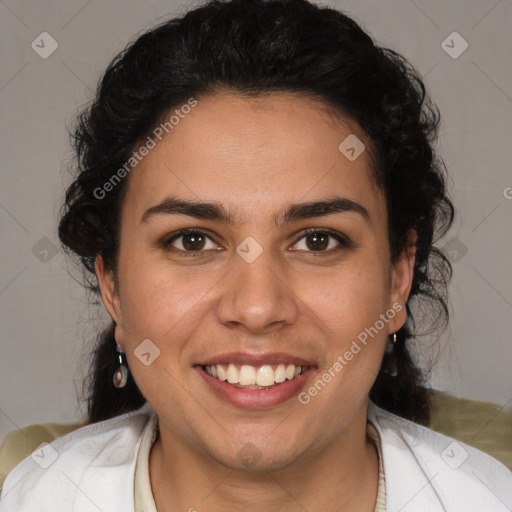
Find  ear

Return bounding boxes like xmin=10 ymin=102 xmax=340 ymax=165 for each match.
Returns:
xmin=387 ymin=229 xmax=417 ymax=334
xmin=95 ymin=255 xmax=125 ymax=348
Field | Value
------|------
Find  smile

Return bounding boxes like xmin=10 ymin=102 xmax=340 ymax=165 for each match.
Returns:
xmin=195 ymin=353 xmax=316 ymax=408
xmin=203 ymin=363 xmax=307 ymax=389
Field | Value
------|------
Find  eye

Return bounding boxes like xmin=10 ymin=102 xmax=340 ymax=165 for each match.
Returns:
xmin=290 ymin=228 xmax=351 ymax=253
xmin=162 ymin=229 xmax=221 ymax=256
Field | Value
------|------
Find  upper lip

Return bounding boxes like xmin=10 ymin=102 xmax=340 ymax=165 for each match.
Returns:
xmin=197 ymin=352 xmax=316 ymax=367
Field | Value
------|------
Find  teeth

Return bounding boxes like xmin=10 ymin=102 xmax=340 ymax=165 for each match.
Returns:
xmin=217 ymin=365 xmax=227 ymax=381
xmin=256 ymin=365 xmax=274 ymax=386
xmin=226 ymin=363 xmax=239 ymax=384
xmin=239 ymin=365 xmax=256 ymax=385
xmin=204 ymin=363 xmax=305 ymax=388
xmin=274 ymin=364 xmax=286 ymax=383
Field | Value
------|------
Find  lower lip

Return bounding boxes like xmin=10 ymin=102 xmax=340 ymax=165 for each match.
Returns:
xmin=195 ymin=366 xmax=316 ymax=409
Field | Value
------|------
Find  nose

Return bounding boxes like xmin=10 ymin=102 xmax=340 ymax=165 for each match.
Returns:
xmin=215 ymin=247 xmax=299 ymax=335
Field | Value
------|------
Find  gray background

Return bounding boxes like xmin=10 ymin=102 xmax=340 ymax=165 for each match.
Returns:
xmin=1 ymin=0 xmax=511 ymax=443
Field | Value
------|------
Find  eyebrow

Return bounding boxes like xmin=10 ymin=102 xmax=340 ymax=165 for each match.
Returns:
xmin=141 ymin=195 xmax=370 ymax=227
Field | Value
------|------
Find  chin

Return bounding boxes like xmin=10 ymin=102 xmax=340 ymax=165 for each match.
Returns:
xmin=208 ymin=433 xmax=309 ymax=473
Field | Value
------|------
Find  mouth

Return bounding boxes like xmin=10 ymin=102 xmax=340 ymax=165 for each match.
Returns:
xmin=202 ymin=363 xmax=307 ymax=389
xmin=195 ymin=353 xmax=316 ymax=408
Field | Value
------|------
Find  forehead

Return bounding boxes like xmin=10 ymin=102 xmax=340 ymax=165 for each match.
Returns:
xmin=123 ymin=91 xmax=384 ymax=225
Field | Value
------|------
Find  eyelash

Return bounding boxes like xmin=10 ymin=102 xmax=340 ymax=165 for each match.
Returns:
xmin=160 ymin=228 xmax=352 ymax=257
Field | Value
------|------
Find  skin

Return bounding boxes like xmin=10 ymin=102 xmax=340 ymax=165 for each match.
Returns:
xmin=96 ymin=91 xmax=416 ymax=512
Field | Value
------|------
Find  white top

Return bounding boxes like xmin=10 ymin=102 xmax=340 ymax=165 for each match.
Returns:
xmin=1 ymin=400 xmax=511 ymax=511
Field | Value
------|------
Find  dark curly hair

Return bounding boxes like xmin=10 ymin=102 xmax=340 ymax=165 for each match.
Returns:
xmin=58 ymin=0 xmax=454 ymax=425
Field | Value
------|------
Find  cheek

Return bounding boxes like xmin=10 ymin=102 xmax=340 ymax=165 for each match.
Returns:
xmin=119 ymin=259 xmax=184 ymax=338
xmin=298 ymin=255 xmax=391 ymax=335
xmin=294 ymin=260 xmax=390 ymax=425
xmin=117 ymin=256 xmax=217 ymax=342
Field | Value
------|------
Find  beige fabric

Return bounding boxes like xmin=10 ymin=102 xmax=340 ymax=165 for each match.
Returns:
xmin=134 ymin=412 xmax=159 ymax=512
xmin=133 ymin=414 xmax=386 ymax=511
xmin=367 ymin=421 xmax=387 ymax=511
xmin=429 ymin=390 xmax=512 ymax=469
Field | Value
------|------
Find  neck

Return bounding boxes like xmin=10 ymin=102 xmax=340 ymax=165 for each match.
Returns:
xmin=149 ymin=404 xmax=379 ymax=512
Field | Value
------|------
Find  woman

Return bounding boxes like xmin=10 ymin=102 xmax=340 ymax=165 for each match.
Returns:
xmin=1 ymin=0 xmax=510 ymax=510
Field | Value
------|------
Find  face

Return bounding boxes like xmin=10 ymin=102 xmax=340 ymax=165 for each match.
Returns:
xmin=96 ymin=91 xmax=414 ymax=471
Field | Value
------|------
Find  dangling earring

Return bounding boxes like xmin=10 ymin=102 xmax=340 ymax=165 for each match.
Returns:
xmin=113 ymin=343 xmax=129 ymax=388
xmin=384 ymin=332 xmax=398 ymax=376
xmin=385 ymin=331 xmax=397 ymax=351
